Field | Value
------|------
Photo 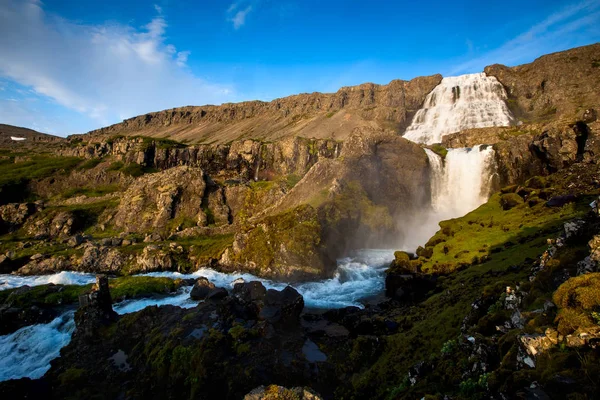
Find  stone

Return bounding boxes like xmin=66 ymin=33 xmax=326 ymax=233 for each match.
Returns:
xmin=206 ymin=287 xmax=228 ymax=300
xmin=546 ymin=194 xmax=576 ymax=207
xmin=190 ymin=277 xmax=215 ymax=300
xmin=232 ymin=281 xmax=267 ymax=304
xmin=259 ymin=286 xmax=304 ymax=326
xmin=67 ymin=234 xmax=84 ymax=247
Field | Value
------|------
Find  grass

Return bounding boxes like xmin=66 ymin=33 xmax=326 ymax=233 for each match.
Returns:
xmin=0 ymin=276 xmax=183 ymax=308
xmin=61 ymin=184 xmax=120 ymax=199
xmin=419 ymin=191 xmax=591 ymax=274
xmin=106 ymin=161 xmax=157 ymax=177
xmin=76 ymin=158 xmax=103 ymax=170
xmin=177 ymin=234 xmax=234 ymax=265
xmin=0 ymin=155 xmax=83 ymax=204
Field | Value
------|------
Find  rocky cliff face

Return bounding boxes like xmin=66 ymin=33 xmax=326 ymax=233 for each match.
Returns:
xmin=59 ymin=136 xmax=341 ymax=181
xmin=72 ymin=75 xmax=442 ymax=144
xmin=485 ymin=43 xmax=600 ymax=123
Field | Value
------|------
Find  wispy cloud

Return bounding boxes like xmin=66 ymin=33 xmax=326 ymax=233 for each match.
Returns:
xmin=0 ymin=0 xmax=234 ymax=133
xmin=227 ymin=2 xmax=253 ymax=30
xmin=448 ymin=0 xmax=600 ymax=75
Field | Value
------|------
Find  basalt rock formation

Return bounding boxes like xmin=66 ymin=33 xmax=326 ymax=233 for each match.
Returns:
xmin=73 ymin=75 xmax=442 ymax=144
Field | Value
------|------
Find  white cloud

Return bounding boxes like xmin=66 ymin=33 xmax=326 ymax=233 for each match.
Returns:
xmin=227 ymin=3 xmax=253 ymax=30
xmin=448 ymin=0 xmax=600 ymax=75
xmin=0 ymin=0 xmax=235 ymax=132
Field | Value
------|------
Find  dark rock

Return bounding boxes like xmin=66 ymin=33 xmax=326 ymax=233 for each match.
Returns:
xmin=67 ymin=234 xmax=84 ymax=247
xmin=259 ymin=286 xmax=304 ymax=326
xmin=546 ymin=194 xmax=576 ymax=207
xmin=190 ymin=277 xmax=216 ymax=300
xmin=385 ymin=270 xmax=436 ymax=302
xmin=75 ymin=275 xmax=117 ymax=338
xmin=206 ymin=287 xmax=228 ymax=300
xmin=500 ymin=193 xmax=524 ymax=210
xmin=232 ymin=281 xmax=267 ymax=304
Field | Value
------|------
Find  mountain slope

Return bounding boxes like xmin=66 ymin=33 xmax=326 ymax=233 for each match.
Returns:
xmin=78 ymin=75 xmax=442 ymax=144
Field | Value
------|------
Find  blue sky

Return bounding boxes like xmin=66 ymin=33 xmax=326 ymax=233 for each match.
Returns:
xmin=0 ymin=0 xmax=599 ymax=136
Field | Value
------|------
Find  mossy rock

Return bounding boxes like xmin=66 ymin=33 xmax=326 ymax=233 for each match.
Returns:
xmin=499 ymin=193 xmax=524 ymax=210
xmin=500 ymin=185 xmax=518 ymax=194
xmin=525 ymin=176 xmax=547 ymax=189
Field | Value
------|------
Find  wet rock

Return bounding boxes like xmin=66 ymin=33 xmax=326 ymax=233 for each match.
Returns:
xmin=206 ymin=287 xmax=228 ymax=300
xmin=232 ymin=281 xmax=267 ymax=304
xmin=302 ymin=339 xmax=327 ymax=362
xmin=259 ymin=286 xmax=304 ymax=326
xmin=75 ymin=275 xmax=117 ymax=338
xmin=190 ymin=277 xmax=216 ymax=300
xmin=546 ymin=194 xmax=576 ymax=207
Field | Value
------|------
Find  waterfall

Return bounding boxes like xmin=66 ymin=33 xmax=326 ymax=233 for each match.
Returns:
xmin=425 ymin=146 xmax=496 ymax=220
xmin=403 ymin=72 xmax=514 ymax=145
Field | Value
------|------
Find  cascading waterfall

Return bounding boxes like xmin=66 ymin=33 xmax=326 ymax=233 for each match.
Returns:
xmin=425 ymin=145 xmax=496 ymax=220
xmin=403 ymin=72 xmax=514 ymax=145
xmin=402 ymin=72 xmax=512 ymax=243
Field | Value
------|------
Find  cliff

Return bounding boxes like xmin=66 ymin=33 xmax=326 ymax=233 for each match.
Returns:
xmin=74 ymin=75 xmax=442 ymax=144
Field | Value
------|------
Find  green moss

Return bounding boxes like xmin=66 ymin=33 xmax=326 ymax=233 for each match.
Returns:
xmin=106 ymin=161 xmax=157 ymax=177
xmin=61 ymin=184 xmax=120 ymax=199
xmin=0 ymin=155 xmax=83 ymax=204
xmin=233 ymin=205 xmax=322 ymax=275
xmin=428 ymin=144 xmax=448 ymax=159
xmin=109 ymin=276 xmax=180 ymax=301
xmin=553 ymin=273 xmax=600 ymax=334
xmin=58 ymin=368 xmax=86 ymax=386
xmin=499 ymin=193 xmax=524 ymax=210
xmin=177 ymin=234 xmax=234 ymax=265
xmin=419 ymin=190 xmax=590 ymax=274
xmin=76 ymin=158 xmax=103 ymax=170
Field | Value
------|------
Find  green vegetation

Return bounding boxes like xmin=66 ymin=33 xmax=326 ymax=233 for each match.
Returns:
xmin=554 ymin=273 xmax=600 ymax=335
xmin=233 ymin=205 xmax=322 ymax=276
xmin=0 ymin=155 xmax=83 ymax=204
xmin=178 ymin=234 xmax=234 ymax=266
xmin=76 ymin=158 xmax=103 ymax=170
xmin=418 ymin=188 xmax=591 ymax=274
xmin=106 ymin=161 xmax=157 ymax=177
xmin=428 ymin=144 xmax=448 ymax=159
xmin=0 ymin=276 xmax=183 ymax=308
xmin=61 ymin=184 xmax=120 ymax=199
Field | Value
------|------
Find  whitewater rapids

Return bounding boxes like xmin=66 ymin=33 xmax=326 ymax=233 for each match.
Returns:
xmin=0 ymin=249 xmax=394 ymax=382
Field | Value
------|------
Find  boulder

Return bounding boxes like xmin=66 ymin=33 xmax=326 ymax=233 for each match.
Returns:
xmin=546 ymin=194 xmax=576 ymax=207
xmin=258 ymin=286 xmax=304 ymax=326
xmin=190 ymin=277 xmax=216 ymax=300
xmin=206 ymin=287 xmax=228 ymax=300
xmin=232 ymin=281 xmax=267 ymax=304
xmin=385 ymin=271 xmax=436 ymax=302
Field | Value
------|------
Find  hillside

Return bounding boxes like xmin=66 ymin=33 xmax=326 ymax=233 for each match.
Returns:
xmin=0 ymin=124 xmax=63 ymax=145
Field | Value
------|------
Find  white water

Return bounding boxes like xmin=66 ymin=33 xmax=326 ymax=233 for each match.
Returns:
xmin=0 ymin=249 xmax=394 ymax=382
xmin=0 ymin=312 xmax=75 ymax=381
xmin=409 ymin=146 xmax=497 ymax=243
xmin=426 ymin=146 xmax=496 ymax=219
xmin=403 ymin=72 xmax=514 ymax=145
xmin=0 ymin=271 xmax=97 ymax=291
xmin=143 ymin=249 xmax=395 ymax=309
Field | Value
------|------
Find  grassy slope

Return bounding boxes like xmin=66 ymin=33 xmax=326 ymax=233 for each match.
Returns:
xmin=349 ymin=169 xmax=600 ymax=399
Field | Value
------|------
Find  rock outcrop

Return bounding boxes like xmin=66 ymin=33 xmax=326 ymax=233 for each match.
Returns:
xmin=71 ymin=75 xmax=442 ymax=144
xmin=485 ymin=43 xmax=600 ymax=123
